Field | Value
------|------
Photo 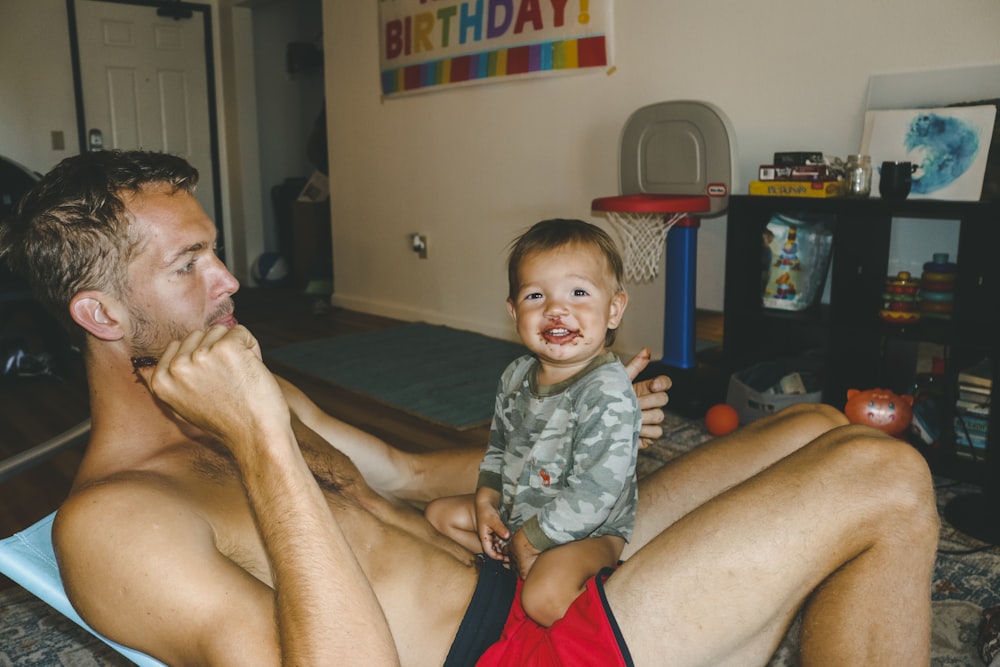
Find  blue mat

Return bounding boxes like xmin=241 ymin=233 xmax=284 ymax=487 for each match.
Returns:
xmin=266 ymin=323 xmax=527 ymax=429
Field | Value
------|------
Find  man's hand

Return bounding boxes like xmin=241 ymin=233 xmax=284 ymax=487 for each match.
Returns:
xmin=506 ymin=529 xmax=542 ymax=580
xmin=624 ymin=348 xmax=671 ymax=449
xmin=136 ymin=325 xmax=290 ymax=451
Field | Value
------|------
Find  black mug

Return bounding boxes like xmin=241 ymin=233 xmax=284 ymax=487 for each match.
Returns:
xmin=879 ymin=161 xmax=917 ymax=200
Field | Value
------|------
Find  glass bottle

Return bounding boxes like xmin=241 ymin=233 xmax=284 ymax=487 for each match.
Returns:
xmin=844 ymin=154 xmax=872 ymax=198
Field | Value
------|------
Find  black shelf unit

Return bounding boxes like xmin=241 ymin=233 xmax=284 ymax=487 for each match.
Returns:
xmin=723 ymin=194 xmax=1000 ymax=541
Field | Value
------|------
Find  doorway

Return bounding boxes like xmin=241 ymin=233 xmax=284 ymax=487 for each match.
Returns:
xmin=68 ymin=0 xmax=223 ymax=254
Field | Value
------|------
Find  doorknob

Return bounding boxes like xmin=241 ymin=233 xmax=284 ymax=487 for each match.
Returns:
xmin=88 ymin=129 xmax=104 ymax=152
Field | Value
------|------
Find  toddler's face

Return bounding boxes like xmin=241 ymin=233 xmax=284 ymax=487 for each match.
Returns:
xmin=507 ymin=243 xmax=626 ymax=376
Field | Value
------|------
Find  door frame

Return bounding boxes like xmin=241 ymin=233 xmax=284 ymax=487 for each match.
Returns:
xmin=65 ymin=0 xmax=225 ymax=259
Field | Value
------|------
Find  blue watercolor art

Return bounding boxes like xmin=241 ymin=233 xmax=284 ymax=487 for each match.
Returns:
xmin=901 ymin=112 xmax=981 ymax=195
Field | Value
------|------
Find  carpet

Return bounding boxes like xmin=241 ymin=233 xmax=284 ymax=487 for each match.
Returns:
xmin=0 ymin=585 xmax=129 ymax=666
xmin=2 ymin=412 xmax=997 ymax=665
xmin=265 ymin=324 xmax=722 ymax=431
xmin=265 ymin=323 xmax=527 ymax=429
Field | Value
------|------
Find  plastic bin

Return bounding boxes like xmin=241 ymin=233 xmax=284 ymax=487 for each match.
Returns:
xmin=727 ymin=357 xmax=825 ymax=424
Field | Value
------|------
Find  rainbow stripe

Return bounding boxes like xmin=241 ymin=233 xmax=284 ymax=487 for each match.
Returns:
xmin=381 ymin=35 xmax=606 ymax=96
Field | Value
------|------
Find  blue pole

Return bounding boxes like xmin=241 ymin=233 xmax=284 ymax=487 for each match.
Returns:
xmin=661 ymin=219 xmax=699 ymax=369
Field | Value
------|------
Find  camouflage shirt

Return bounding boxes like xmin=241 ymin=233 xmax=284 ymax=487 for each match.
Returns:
xmin=477 ymin=352 xmax=640 ymax=552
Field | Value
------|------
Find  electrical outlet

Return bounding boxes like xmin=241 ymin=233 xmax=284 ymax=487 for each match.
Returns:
xmin=411 ymin=233 xmax=428 ymax=259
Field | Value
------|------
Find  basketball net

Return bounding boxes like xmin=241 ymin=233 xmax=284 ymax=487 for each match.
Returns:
xmin=605 ymin=211 xmax=686 ymax=283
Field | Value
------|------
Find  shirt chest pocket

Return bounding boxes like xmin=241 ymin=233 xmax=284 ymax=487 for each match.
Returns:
xmin=525 ymin=420 xmax=576 ymax=491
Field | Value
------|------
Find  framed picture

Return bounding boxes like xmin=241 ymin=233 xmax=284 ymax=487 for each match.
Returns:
xmin=861 ymin=104 xmax=997 ymax=201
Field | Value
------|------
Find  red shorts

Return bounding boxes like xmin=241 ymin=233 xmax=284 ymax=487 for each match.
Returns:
xmin=475 ymin=568 xmax=634 ymax=667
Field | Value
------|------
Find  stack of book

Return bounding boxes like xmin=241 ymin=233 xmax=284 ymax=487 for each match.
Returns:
xmin=954 ymin=357 xmax=992 ymax=460
xmin=749 ymin=151 xmax=844 ymax=198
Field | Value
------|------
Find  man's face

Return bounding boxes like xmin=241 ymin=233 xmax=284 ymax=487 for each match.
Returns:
xmin=123 ymin=185 xmax=239 ymax=357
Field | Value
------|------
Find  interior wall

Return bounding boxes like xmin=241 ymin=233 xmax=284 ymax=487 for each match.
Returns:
xmin=0 ymin=0 xmax=77 ymax=175
xmin=0 ymin=0 xmax=265 ymax=282
xmin=322 ymin=0 xmax=1000 ymax=359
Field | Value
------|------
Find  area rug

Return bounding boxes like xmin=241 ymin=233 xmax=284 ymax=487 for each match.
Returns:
xmin=265 ymin=324 xmax=721 ymax=431
xmin=265 ymin=323 xmax=527 ymax=429
xmin=1 ymin=412 xmax=997 ymax=665
xmin=0 ymin=585 xmax=129 ymax=666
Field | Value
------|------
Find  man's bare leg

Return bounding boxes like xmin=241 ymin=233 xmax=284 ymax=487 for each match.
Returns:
xmin=607 ymin=424 xmax=938 ymax=666
xmin=627 ymin=403 xmax=849 ymax=555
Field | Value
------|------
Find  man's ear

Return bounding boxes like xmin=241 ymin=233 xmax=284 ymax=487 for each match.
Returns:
xmin=69 ymin=291 xmax=125 ymax=341
xmin=607 ymin=290 xmax=629 ymax=330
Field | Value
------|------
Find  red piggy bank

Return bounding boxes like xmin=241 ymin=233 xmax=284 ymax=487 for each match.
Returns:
xmin=844 ymin=388 xmax=914 ymax=437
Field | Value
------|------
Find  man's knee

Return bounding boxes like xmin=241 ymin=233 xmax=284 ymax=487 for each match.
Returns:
xmin=826 ymin=423 xmax=928 ymax=473
xmin=823 ymin=425 xmax=938 ymax=536
xmin=771 ymin=402 xmax=850 ymax=431
xmin=745 ymin=403 xmax=849 ymax=446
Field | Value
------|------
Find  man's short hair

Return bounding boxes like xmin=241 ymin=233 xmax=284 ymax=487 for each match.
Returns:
xmin=0 ymin=150 xmax=198 ymax=338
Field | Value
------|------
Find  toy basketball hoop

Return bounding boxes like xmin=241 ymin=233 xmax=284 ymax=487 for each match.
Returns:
xmin=592 ymin=193 xmax=711 ymax=283
xmin=592 ymin=193 xmax=711 ymax=370
xmin=592 ymin=100 xmax=736 ymax=371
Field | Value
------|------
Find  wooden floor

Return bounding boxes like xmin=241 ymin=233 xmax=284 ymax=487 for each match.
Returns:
xmin=0 ymin=288 xmax=723 ymax=540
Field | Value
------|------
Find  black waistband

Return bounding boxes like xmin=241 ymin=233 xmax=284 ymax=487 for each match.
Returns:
xmin=442 ymin=555 xmax=517 ymax=667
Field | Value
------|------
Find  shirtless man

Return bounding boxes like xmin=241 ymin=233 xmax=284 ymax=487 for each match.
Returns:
xmin=1 ymin=150 xmax=939 ymax=666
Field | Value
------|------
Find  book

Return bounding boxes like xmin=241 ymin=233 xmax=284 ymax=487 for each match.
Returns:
xmin=773 ymin=151 xmax=823 ymax=166
xmin=954 ymin=408 xmax=989 ymax=460
xmin=956 ymin=397 xmax=991 ymax=416
xmin=748 ymin=180 xmax=844 ymax=198
xmin=954 ymin=436 xmax=987 ymax=460
xmin=958 ymin=358 xmax=992 ymax=389
xmin=955 ymin=412 xmax=990 ymax=442
xmin=955 ymin=433 xmax=988 ymax=448
xmin=758 ymin=164 xmax=832 ymax=181
xmin=958 ymin=383 xmax=991 ymax=405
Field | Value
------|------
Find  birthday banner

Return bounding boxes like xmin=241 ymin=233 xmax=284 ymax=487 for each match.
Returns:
xmin=379 ymin=0 xmax=613 ymax=97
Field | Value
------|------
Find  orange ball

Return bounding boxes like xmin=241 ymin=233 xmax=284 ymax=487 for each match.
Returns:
xmin=704 ymin=403 xmax=740 ymax=437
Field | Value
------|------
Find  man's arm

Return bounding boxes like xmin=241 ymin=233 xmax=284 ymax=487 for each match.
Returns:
xmin=279 ymin=375 xmax=484 ymax=503
xmin=140 ymin=326 xmax=400 ymax=665
xmin=56 ymin=486 xmax=285 ymax=666
xmin=283 ymin=349 xmax=670 ymax=504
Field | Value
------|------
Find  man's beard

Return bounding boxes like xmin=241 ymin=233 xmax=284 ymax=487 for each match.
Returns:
xmin=127 ymin=299 xmax=235 ymax=358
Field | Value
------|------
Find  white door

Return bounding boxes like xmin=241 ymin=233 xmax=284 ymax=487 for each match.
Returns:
xmin=74 ymin=0 xmax=218 ymax=228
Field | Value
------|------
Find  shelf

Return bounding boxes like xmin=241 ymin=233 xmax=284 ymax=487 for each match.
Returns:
xmin=875 ymin=318 xmax=956 ymax=344
xmin=756 ymin=303 xmax=831 ymax=324
xmin=724 ymin=195 xmax=1000 ymax=541
xmin=733 ymin=195 xmax=997 ymax=220
xmin=725 ymin=196 xmax=1000 ymax=373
